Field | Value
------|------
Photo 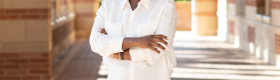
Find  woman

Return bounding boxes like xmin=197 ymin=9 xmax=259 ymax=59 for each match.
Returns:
xmin=89 ymin=0 xmax=177 ymax=79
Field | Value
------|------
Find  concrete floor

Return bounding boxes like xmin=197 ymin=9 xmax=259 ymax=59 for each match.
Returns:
xmin=53 ymin=31 xmax=280 ymax=80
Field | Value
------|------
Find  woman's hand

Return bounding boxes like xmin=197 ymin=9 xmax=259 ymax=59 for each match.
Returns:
xmin=134 ymin=35 xmax=169 ymax=54
xmin=98 ymin=28 xmax=107 ymax=35
xmin=109 ymin=49 xmax=131 ymax=60
xmin=98 ymin=28 xmax=168 ymax=57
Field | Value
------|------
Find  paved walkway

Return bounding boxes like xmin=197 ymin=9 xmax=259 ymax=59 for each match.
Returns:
xmin=53 ymin=31 xmax=280 ymax=80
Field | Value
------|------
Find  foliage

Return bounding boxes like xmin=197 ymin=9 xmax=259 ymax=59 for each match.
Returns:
xmin=174 ymin=0 xmax=191 ymax=2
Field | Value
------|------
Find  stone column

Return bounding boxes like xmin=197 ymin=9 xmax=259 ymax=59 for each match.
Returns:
xmin=0 ymin=0 xmax=52 ymax=80
xmin=74 ymin=0 xmax=99 ymax=39
xmin=176 ymin=2 xmax=192 ymax=31
xmin=271 ymin=0 xmax=280 ymax=67
xmin=245 ymin=0 xmax=257 ymax=20
xmin=193 ymin=0 xmax=218 ymax=36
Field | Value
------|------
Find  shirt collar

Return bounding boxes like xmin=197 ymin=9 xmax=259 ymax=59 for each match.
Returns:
xmin=120 ymin=0 xmax=150 ymax=11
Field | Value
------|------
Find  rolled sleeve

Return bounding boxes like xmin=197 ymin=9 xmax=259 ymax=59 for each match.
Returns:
xmin=129 ymin=47 xmax=146 ymax=62
xmin=89 ymin=1 xmax=126 ymax=57
xmin=110 ymin=37 xmax=125 ymax=52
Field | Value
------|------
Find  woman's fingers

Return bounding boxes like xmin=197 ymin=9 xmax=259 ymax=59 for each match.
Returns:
xmin=147 ymin=46 xmax=160 ymax=54
xmin=153 ymin=35 xmax=168 ymax=40
xmin=150 ymin=42 xmax=166 ymax=51
xmin=99 ymin=28 xmax=104 ymax=34
xmin=136 ymin=35 xmax=169 ymax=53
xmin=151 ymin=38 xmax=168 ymax=46
xmin=98 ymin=28 xmax=107 ymax=35
xmin=109 ymin=53 xmax=120 ymax=59
xmin=101 ymin=28 xmax=107 ymax=35
xmin=109 ymin=54 xmax=115 ymax=58
xmin=103 ymin=31 xmax=107 ymax=35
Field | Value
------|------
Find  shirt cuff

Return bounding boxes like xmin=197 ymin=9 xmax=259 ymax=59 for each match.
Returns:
xmin=129 ymin=47 xmax=146 ymax=62
xmin=110 ymin=36 xmax=125 ymax=52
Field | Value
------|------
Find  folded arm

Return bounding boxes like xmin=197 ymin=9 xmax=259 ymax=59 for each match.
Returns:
xmin=129 ymin=2 xmax=177 ymax=65
xmin=89 ymin=2 xmax=125 ymax=57
xmin=98 ymin=28 xmax=168 ymax=60
xmin=90 ymin=2 xmax=168 ymax=58
xmin=97 ymin=2 xmax=177 ymax=65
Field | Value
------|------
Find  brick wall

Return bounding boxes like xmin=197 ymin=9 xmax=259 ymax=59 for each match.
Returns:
xmin=246 ymin=0 xmax=257 ymax=6
xmin=227 ymin=0 xmax=280 ymax=65
xmin=0 ymin=0 xmax=52 ymax=80
xmin=235 ymin=0 xmax=246 ymax=17
xmin=0 ymin=53 xmax=51 ymax=80
xmin=0 ymin=9 xmax=48 ymax=19
xmin=245 ymin=0 xmax=257 ymax=20
xmin=256 ymin=0 xmax=265 ymax=6
xmin=256 ymin=0 xmax=265 ymax=14
xmin=271 ymin=1 xmax=280 ymax=27
xmin=272 ymin=2 xmax=280 ymax=55
xmin=276 ymin=34 xmax=280 ymax=54
xmin=228 ymin=0 xmax=235 ymax=3
xmin=248 ymin=27 xmax=255 ymax=43
xmin=52 ymin=21 xmax=75 ymax=63
xmin=229 ymin=20 xmax=235 ymax=35
xmin=53 ymin=22 xmax=74 ymax=46
xmin=51 ymin=0 xmax=76 ymax=65
xmin=175 ymin=3 xmax=191 ymax=31
xmin=272 ymin=1 xmax=280 ymax=9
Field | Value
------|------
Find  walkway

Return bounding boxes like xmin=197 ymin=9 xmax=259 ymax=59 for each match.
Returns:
xmin=53 ymin=31 xmax=280 ymax=80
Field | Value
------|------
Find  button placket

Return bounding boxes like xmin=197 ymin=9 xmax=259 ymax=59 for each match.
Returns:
xmin=128 ymin=21 xmax=133 ymax=36
xmin=128 ymin=10 xmax=136 ymax=37
xmin=129 ymin=4 xmax=141 ymax=80
xmin=130 ymin=62 xmax=135 ymax=80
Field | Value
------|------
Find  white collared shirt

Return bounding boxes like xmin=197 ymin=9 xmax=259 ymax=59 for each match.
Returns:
xmin=89 ymin=0 xmax=177 ymax=80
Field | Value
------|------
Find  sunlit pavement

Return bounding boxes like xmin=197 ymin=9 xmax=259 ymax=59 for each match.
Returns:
xmin=53 ymin=31 xmax=280 ymax=80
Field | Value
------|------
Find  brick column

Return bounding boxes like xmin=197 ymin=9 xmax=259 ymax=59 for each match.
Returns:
xmin=235 ymin=0 xmax=246 ymax=16
xmin=194 ymin=0 xmax=218 ymax=36
xmin=175 ymin=2 xmax=191 ymax=31
xmin=227 ymin=0 xmax=236 ymax=15
xmin=229 ymin=20 xmax=235 ymax=35
xmin=276 ymin=34 xmax=280 ymax=54
xmin=272 ymin=1 xmax=280 ymax=55
xmin=271 ymin=1 xmax=280 ymax=27
xmin=256 ymin=0 xmax=265 ymax=14
xmin=0 ymin=0 xmax=52 ymax=80
xmin=245 ymin=0 xmax=257 ymax=20
xmin=248 ymin=26 xmax=255 ymax=43
xmin=74 ymin=0 xmax=98 ymax=39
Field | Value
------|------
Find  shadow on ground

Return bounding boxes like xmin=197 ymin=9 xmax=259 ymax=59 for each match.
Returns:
xmin=54 ymin=33 xmax=280 ymax=80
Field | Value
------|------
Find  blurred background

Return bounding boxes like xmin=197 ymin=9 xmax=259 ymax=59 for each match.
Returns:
xmin=1 ymin=0 xmax=280 ymax=80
